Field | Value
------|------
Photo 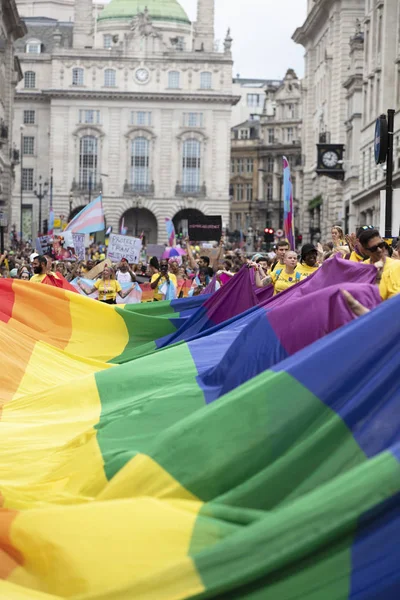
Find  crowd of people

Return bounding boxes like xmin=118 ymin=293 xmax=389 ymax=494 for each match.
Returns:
xmin=1 ymin=225 xmax=400 ymax=303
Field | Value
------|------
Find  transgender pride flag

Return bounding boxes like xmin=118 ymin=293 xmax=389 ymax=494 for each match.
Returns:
xmin=64 ymin=195 xmax=105 ymax=234
xmin=282 ymin=156 xmax=295 ymax=250
xmin=165 ymin=217 xmax=175 ymax=247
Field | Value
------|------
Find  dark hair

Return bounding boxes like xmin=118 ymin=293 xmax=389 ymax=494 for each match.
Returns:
xmin=300 ymin=243 xmax=317 ymax=262
xmin=36 ymin=255 xmax=47 ymax=266
xmin=149 ymin=256 xmax=160 ymax=270
xmin=356 ymin=225 xmax=375 ymax=239
xmin=383 ymin=241 xmax=393 ymax=257
xmin=256 ymin=256 xmax=268 ymax=263
xmin=277 ymin=240 xmax=289 ymax=248
xmin=358 ymin=229 xmax=380 ymax=249
xmin=207 ymin=266 xmax=213 ymax=278
xmin=199 ymin=255 xmax=210 ymax=266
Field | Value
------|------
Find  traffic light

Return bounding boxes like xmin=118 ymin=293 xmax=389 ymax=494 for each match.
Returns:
xmin=296 ymin=234 xmax=303 ymax=246
xmin=264 ymin=227 xmax=275 ymax=243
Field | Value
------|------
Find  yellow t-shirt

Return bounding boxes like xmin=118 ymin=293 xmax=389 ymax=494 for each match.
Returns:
xmin=349 ymin=250 xmax=365 ymax=263
xmin=94 ymin=278 xmax=122 ymax=301
xmin=295 ymin=263 xmax=319 ymax=280
xmin=378 ymin=259 xmax=400 ymax=300
xmin=30 ymin=272 xmax=59 ymax=283
xmin=270 ymin=268 xmax=300 ymax=295
xmin=150 ymin=273 xmax=178 ymax=301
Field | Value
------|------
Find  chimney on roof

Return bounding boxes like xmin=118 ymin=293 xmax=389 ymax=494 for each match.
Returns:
xmin=73 ymin=0 xmax=93 ymax=49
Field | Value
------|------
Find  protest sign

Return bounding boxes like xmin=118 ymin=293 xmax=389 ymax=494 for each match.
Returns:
xmin=35 ymin=236 xmax=51 ymax=255
xmin=146 ymin=244 xmax=165 ymax=259
xmin=107 ymin=234 xmax=142 ymax=264
xmin=85 ymin=258 xmax=112 ymax=280
xmin=188 ymin=215 xmax=222 ymax=242
xmin=72 ymin=233 xmax=86 ymax=261
xmin=200 ymin=247 xmax=222 ymax=268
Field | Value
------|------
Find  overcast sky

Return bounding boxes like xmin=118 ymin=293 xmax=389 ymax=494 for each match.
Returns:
xmin=100 ymin=0 xmax=308 ymax=80
xmin=180 ymin=0 xmax=308 ymax=80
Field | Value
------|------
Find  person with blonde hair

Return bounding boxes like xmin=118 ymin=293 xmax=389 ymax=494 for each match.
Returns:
xmin=77 ymin=265 xmax=133 ymax=304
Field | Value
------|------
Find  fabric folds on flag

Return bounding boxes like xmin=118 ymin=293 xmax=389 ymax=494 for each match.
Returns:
xmin=283 ymin=155 xmax=295 ymax=249
xmin=0 ymin=257 xmax=398 ymax=600
xmin=64 ymin=195 xmax=105 ymax=234
xmin=165 ymin=217 xmax=176 ymax=247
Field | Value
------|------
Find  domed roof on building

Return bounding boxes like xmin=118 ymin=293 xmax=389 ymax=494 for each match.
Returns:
xmin=98 ymin=0 xmax=190 ymax=25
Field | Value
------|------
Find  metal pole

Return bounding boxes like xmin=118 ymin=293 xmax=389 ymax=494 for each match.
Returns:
xmin=50 ymin=168 xmax=53 ymax=210
xmin=38 ymin=182 xmax=42 ymax=237
xmin=385 ymin=109 xmax=395 ymax=238
xmin=0 ymin=226 xmax=4 ymax=254
xmin=20 ymin=130 xmax=23 ymax=242
xmin=279 ymin=175 xmax=283 ymax=229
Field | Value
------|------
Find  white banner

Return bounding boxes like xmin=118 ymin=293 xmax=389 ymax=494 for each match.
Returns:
xmin=107 ymin=233 xmax=142 ymax=264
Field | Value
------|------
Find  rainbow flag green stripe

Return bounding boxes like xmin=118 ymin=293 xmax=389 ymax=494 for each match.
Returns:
xmin=0 ymin=277 xmax=399 ymax=599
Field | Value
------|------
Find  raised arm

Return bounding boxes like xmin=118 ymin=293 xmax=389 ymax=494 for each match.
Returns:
xmin=184 ymin=237 xmax=198 ymax=270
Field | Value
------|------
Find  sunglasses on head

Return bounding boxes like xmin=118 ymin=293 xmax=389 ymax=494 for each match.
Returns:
xmin=361 ymin=225 xmax=374 ymax=230
xmin=368 ymin=241 xmax=385 ymax=253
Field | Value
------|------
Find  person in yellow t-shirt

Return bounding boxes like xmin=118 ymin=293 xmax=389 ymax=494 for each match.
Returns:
xmin=254 ymin=251 xmax=301 ymax=295
xmin=150 ymin=258 xmax=177 ymax=301
xmin=77 ymin=265 xmax=132 ymax=304
xmin=379 ymin=260 xmax=400 ymax=300
xmin=30 ymin=255 xmax=60 ymax=283
xmin=358 ymin=228 xmax=400 ymax=300
xmin=296 ymin=244 xmax=319 ymax=280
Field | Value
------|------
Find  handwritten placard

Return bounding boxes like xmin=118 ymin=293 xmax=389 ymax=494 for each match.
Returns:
xmin=72 ymin=233 xmax=86 ymax=261
xmin=107 ymin=233 xmax=142 ymax=264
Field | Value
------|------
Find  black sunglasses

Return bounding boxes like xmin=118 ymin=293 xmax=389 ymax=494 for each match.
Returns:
xmin=368 ymin=241 xmax=385 ymax=253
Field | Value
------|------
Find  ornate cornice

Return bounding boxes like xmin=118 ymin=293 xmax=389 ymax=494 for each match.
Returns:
xmin=35 ymin=89 xmax=240 ymax=105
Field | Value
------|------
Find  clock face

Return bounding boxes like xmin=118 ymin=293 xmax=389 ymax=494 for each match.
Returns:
xmin=135 ymin=68 xmax=150 ymax=83
xmin=322 ymin=150 xmax=339 ymax=168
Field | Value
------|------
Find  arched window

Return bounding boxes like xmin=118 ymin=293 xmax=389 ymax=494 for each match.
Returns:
xmin=131 ymin=137 xmax=150 ymax=191
xmin=26 ymin=39 xmax=41 ymax=54
xmin=104 ymin=69 xmax=116 ymax=87
xmin=72 ymin=68 xmax=84 ymax=86
xmin=24 ymin=71 xmax=36 ymax=89
xmin=168 ymin=71 xmax=180 ymax=89
xmin=200 ymin=71 xmax=212 ymax=90
xmin=182 ymin=139 xmax=201 ymax=193
xmin=79 ymin=136 xmax=98 ymax=190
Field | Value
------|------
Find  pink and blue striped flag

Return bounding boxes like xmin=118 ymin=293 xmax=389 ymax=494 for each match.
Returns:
xmin=64 ymin=195 xmax=105 ymax=234
xmin=283 ymin=156 xmax=295 ymax=250
xmin=165 ymin=217 xmax=175 ymax=247
xmin=120 ymin=217 xmax=128 ymax=235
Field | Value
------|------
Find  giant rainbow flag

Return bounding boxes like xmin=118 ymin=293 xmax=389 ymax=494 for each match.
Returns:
xmin=0 ymin=256 xmax=399 ymax=599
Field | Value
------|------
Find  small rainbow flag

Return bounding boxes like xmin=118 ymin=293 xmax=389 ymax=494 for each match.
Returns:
xmin=65 ymin=195 xmax=105 ymax=234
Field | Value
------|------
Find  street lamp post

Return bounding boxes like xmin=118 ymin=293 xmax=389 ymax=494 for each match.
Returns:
xmin=258 ymin=168 xmax=271 ymax=228
xmin=20 ymin=126 xmax=24 ymax=242
xmin=33 ymin=176 xmax=49 ymax=237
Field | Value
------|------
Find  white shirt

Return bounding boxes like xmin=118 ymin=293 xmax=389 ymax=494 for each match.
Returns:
xmin=116 ymin=270 xmax=132 ymax=284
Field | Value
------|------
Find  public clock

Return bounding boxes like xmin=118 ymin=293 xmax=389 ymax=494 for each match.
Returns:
xmin=135 ymin=68 xmax=150 ymax=84
xmin=321 ymin=150 xmax=339 ymax=168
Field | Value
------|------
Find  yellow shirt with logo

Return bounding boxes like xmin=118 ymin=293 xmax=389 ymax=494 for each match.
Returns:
xmin=94 ymin=279 xmax=122 ymax=301
xmin=377 ymin=259 xmax=400 ymax=300
xmin=150 ymin=273 xmax=178 ymax=301
xmin=30 ymin=272 xmax=59 ymax=284
xmin=270 ymin=268 xmax=300 ymax=295
xmin=295 ymin=263 xmax=319 ymax=280
xmin=349 ymin=250 xmax=365 ymax=263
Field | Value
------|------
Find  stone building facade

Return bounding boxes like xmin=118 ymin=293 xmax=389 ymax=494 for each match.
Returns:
xmin=229 ymin=69 xmax=302 ymax=240
xmin=293 ymin=0 xmax=365 ymax=243
xmin=12 ymin=0 xmax=237 ymax=244
xmin=0 ymin=0 xmax=25 ymax=240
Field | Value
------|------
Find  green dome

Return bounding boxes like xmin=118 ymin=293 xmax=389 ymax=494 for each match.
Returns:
xmin=98 ymin=0 xmax=190 ymax=25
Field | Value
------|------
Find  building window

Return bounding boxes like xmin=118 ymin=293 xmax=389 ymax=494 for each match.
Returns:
xmin=79 ymin=110 xmax=101 ymax=124
xmin=231 ymin=158 xmax=235 ymax=174
xmin=362 ymin=151 xmax=365 ymax=188
xmin=168 ymin=71 xmax=180 ymax=89
xmin=104 ymin=69 xmax=116 ymax=87
xmin=22 ymin=168 xmax=34 ymax=191
xmin=287 ymin=127 xmax=294 ymax=142
xmin=131 ymin=137 xmax=150 ymax=190
xmin=368 ymin=148 xmax=372 ymax=186
xmin=24 ymin=71 xmax=36 ymax=89
xmin=237 ymin=158 xmax=244 ymax=174
xmin=267 ymin=156 xmax=274 ymax=172
xmin=239 ymin=129 xmax=250 ymax=140
xmin=266 ymin=182 xmax=273 ymax=201
xmin=183 ymin=112 xmax=203 ymax=127
xmin=131 ymin=111 xmax=152 ymax=126
xmin=235 ymin=213 xmax=241 ymax=230
xmin=23 ymin=136 xmax=35 ymax=155
xmin=246 ymin=158 xmax=253 ymax=173
xmin=246 ymin=183 xmax=253 ymax=202
xmin=182 ymin=139 xmax=201 ymax=192
xmin=236 ymin=184 xmax=244 ymax=201
xmin=247 ymin=94 xmax=260 ymax=107
xmin=26 ymin=40 xmax=41 ymax=54
xmin=23 ymin=110 xmax=35 ymax=125
xmin=268 ymin=128 xmax=274 ymax=143
xmin=200 ymin=71 xmax=212 ymax=89
xmin=79 ymin=136 xmax=98 ymax=189
xmin=103 ymin=34 xmax=113 ymax=49
xmin=72 ymin=68 xmax=84 ymax=86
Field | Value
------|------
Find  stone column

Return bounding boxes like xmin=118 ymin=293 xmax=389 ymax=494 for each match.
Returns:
xmin=194 ymin=0 xmax=215 ymax=52
xmin=73 ymin=0 xmax=93 ymax=49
